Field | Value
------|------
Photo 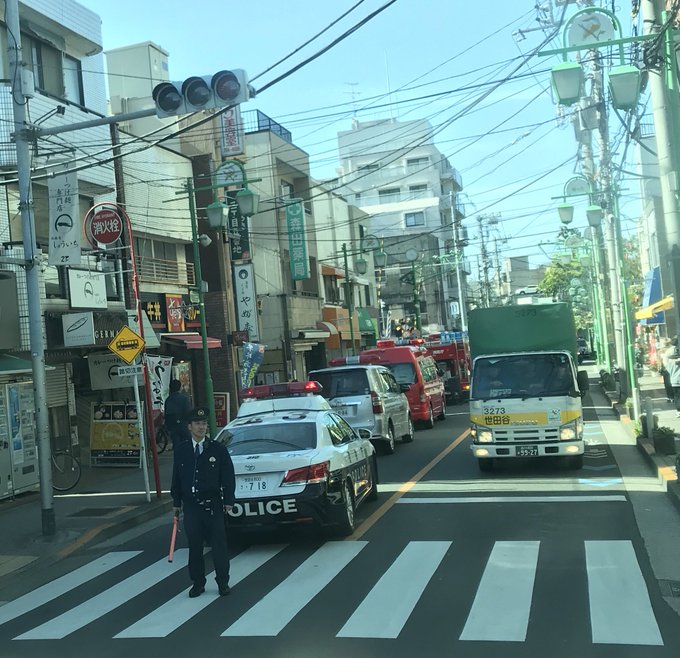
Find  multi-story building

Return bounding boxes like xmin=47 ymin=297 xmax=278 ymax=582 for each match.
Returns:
xmin=335 ymin=118 xmax=466 ymax=331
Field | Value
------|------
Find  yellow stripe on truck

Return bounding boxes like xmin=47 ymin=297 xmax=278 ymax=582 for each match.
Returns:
xmin=470 ymin=410 xmax=582 ymax=425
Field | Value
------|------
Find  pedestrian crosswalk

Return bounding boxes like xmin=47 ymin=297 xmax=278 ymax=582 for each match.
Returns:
xmin=0 ymin=539 xmax=665 ymax=646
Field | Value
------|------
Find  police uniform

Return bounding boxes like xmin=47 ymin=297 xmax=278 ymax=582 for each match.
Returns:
xmin=170 ymin=407 xmax=235 ymax=597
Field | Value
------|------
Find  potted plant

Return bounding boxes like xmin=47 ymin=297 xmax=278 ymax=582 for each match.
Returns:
xmin=652 ymin=426 xmax=677 ymax=455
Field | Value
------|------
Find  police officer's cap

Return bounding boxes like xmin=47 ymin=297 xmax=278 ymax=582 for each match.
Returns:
xmin=187 ymin=407 xmax=209 ymax=422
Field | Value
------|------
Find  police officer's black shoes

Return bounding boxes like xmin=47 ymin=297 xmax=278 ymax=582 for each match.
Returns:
xmin=218 ymin=584 xmax=231 ymax=596
xmin=188 ymin=584 xmax=205 ymax=598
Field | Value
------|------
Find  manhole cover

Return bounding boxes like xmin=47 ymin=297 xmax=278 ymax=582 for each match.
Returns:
xmin=68 ymin=508 xmax=121 ymax=518
xmin=659 ymin=580 xmax=680 ymax=598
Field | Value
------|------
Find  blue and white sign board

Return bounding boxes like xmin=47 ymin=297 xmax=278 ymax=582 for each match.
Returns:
xmin=62 ymin=312 xmax=95 ymax=347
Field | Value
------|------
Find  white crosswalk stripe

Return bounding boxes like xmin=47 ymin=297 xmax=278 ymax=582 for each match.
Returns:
xmin=115 ymin=545 xmax=286 ymax=638
xmin=222 ymin=541 xmax=367 ymax=637
xmin=337 ymin=540 xmax=451 ymax=639
xmin=586 ymin=540 xmax=663 ymax=646
xmin=1 ymin=540 xmax=665 ymax=646
xmin=460 ymin=541 xmax=539 ymax=642
xmin=14 ymin=550 xmax=188 ymax=640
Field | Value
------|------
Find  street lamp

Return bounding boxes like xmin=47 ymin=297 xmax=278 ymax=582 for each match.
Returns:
xmin=558 ymin=203 xmax=575 ymax=225
xmin=608 ymin=64 xmax=642 ymax=111
xmin=550 ymin=61 xmax=584 ymax=106
xmin=586 ymin=205 xmax=604 ymax=228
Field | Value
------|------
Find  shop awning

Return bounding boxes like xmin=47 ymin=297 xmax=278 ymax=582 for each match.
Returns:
xmin=291 ymin=328 xmax=330 ymax=340
xmin=161 ymin=333 xmax=222 ymax=349
xmin=636 ymin=295 xmax=674 ymax=320
xmin=0 ymin=355 xmax=54 ymax=375
xmin=316 ymin=320 xmax=339 ymax=335
xmin=321 ymin=265 xmax=344 ymax=278
xmin=636 ymin=267 xmax=666 ymax=324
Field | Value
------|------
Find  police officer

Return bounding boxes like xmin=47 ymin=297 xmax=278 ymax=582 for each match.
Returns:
xmin=171 ymin=407 xmax=235 ymax=597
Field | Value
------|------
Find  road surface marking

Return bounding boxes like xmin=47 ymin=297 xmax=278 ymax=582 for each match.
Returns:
xmin=349 ymin=429 xmax=470 ymax=539
xmin=115 ymin=545 xmax=286 ymax=638
xmin=460 ymin=541 xmax=539 ymax=641
xmin=14 ymin=550 xmax=188 ymax=640
xmin=222 ymin=541 xmax=366 ymax=637
xmin=397 ymin=495 xmax=627 ymax=504
xmin=586 ymin=540 xmax=663 ymax=645
xmin=0 ymin=551 xmax=140 ymax=626
xmin=337 ymin=541 xmax=451 ymax=638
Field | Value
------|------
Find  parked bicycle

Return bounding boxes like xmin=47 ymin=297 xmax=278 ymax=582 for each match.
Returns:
xmin=155 ymin=423 xmax=169 ymax=454
xmin=52 ymin=450 xmax=81 ymax=492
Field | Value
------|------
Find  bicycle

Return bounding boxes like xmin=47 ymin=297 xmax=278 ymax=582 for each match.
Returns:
xmin=52 ymin=450 xmax=82 ymax=492
xmin=155 ymin=424 xmax=169 ymax=454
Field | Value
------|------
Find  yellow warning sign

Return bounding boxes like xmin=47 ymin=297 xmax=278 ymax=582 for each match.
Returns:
xmin=108 ymin=325 xmax=145 ymax=365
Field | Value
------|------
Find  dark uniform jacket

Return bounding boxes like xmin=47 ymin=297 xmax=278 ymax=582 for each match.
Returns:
xmin=171 ymin=439 xmax=236 ymax=509
xmin=164 ymin=392 xmax=192 ymax=433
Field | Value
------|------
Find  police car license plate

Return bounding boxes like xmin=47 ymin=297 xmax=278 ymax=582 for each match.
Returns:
xmin=335 ymin=406 xmax=355 ymax=417
xmin=238 ymin=475 xmax=273 ymax=493
xmin=516 ymin=445 xmax=539 ymax=457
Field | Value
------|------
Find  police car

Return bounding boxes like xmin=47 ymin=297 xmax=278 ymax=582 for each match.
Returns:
xmin=215 ymin=381 xmax=378 ymax=535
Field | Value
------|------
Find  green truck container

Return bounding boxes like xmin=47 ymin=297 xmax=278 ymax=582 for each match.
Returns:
xmin=468 ymin=303 xmax=578 ymax=362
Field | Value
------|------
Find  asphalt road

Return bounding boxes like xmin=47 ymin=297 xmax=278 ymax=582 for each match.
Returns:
xmin=2 ymin=401 xmax=680 ymax=658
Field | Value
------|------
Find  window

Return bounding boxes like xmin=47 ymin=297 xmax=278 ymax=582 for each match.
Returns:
xmin=409 ymin=184 xmax=428 ymax=199
xmin=378 ymin=188 xmax=400 ymax=204
xmin=22 ymin=34 xmax=63 ymax=97
xmin=406 ymin=157 xmax=429 ymax=169
xmin=63 ymin=55 xmax=83 ymax=105
xmin=358 ymin=164 xmax=379 ymax=173
xmin=405 ymin=211 xmax=425 ymax=227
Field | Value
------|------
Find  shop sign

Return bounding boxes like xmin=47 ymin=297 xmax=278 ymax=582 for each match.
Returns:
xmin=94 ymin=312 xmax=127 ymax=346
xmin=141 ymin=293 xmax=200 ymax=330
xmin=214 ymin=392 xmax=230 ymax=427
xmin=48 ymin=167 xmax=81 ymax=266
xmin=227 ymin=191 xmax=251 ymax=261
xmin=68 ymin=269 xmax=107 ymax=309
xmin=88 ymin=352 xmax=143 ymax=390
xmin=286 ymin=200 xmax=309 ymax=280
xmin=146 ymin=355 xmax=173 ymax=411
xmin=62 ymin=312 xmax=94 ymax=347
xmin=165 ymin=294 xmax=186 ymax=332
xmin=90 ymin=401 xmax=141 ymax=463
xmin=220 ymin=106 xmax=244 ymax=157
xmin=233 ymin=263 xmax=260 ymax=342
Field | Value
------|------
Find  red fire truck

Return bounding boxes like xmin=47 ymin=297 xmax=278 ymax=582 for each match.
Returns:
xmin=423 ymin=333 xmax=471 ymax=403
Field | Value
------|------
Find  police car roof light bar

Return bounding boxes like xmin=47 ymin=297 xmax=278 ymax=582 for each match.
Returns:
xmin=328 ymin=354 xmax=382 ymax=367
xmin=240 ymin=380 xmax=323 ymax=400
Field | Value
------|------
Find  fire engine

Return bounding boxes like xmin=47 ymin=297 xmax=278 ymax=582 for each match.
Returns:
xmin=423 ymin=332 xmax=471 ymax=402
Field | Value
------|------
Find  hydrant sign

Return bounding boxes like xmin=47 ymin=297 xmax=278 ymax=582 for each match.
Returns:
xmin=87 ymin=208 xmax=123 ymax=246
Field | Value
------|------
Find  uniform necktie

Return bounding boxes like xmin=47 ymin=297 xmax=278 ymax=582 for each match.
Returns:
xmin=195 ymin=443 xmax=201 ymax=460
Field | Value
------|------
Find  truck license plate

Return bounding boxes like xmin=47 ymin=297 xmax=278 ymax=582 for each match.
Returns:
xmin=516 ymin=445 xmax=539 ymax=457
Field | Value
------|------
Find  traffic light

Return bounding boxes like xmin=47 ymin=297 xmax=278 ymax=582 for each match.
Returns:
xmin=152 ymin=69 xmax=250 ymax=118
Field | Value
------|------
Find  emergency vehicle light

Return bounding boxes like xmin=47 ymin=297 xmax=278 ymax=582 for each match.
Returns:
xmin=240 ymin=380 xmax=323 ymax=400
xmin=376 ymin=339 xmax=396 ymax=348
xmin=328 ymin=354 xmax=382 ymax=366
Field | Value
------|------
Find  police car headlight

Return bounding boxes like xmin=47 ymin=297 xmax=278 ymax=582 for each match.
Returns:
xmin=472 ymin=425 xmax=493 ymax=443
xmin=560 ymin=422 xmax=576 ymax=441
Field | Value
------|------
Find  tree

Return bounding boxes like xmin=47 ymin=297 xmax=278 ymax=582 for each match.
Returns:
xmin=538 ymin=258 xmax=583 ymax=299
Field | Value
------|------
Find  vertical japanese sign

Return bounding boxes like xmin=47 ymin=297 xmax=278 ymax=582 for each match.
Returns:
xmin=233 ymin=263 xmax=260 ymax=342
xmin=146 ymin=355 xmax=173 ymax=410
xmin=241 ymin=342 xmax=266 ymax=389
xmin=165 ymin=294 xmax=186 ymax=332
xmin=220 ymin=106 xmax=244 ymax=157
xmin=48 ymin=167 xmax=81 ymax=266
xmin=227 ymin=191 xmax=251 ymax=261
xmin=286 ymin=199 xmax=309 ymax=280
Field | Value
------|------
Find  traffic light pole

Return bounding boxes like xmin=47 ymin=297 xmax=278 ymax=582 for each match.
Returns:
xmin=7 ymin=0 xmax=54 ymax=535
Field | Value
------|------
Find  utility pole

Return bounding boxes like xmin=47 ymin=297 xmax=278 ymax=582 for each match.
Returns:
xmin=342 ymin=243 xmax=357 ymax=355
xmin=7 ymin=0 xmax=54 ymax=535
xmin=477 ymin=216 xmax=491 ymax=307
xmin=450 ymin=191 xmax=468 ymax=330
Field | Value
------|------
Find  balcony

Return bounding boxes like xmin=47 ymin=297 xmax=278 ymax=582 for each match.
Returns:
xmin=439 ymin=163 xmax=463 ymax=191
xmin=242 ymin=110 xmax=293 ymax=144
xmin=135 ymin=257 xmax=195 ymax=286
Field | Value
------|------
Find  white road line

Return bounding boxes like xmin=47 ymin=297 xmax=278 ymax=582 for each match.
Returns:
xmin=397 ymin=495 xmax=627 ymax=504
xmin=0 ymin=551 xmax=140 ymax=626
xmin=460 ymin=541 xmax=539 ymax=642
xmin=222 ymin=541 xmax=367 ymax=637
xmin=586 ymin=540 xmax=663 ymax=646
xmin=14 ymin=550 xmax=188 ymax=640
xmin=337 ymin=541 xmax=451 ymax=639
xmin=115 ymin=545 xmax=286 ymax=638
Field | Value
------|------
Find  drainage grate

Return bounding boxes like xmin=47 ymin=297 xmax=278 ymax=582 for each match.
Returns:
xmin=68 ymin=508 xmax=121 ymax=518
xmin=658 ymin=580 xmax=680 ymax=598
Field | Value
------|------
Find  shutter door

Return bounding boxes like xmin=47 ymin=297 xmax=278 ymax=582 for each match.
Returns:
xmin=45 ymin=364 xmax=68 ymax=408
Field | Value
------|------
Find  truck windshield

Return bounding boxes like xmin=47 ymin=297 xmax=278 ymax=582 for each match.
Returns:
xmin=471 ymin=354 xmax=574 ymax=400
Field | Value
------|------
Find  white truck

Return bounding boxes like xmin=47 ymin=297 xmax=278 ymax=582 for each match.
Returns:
xmin=468 ymin=303 xmax=589 ymax=471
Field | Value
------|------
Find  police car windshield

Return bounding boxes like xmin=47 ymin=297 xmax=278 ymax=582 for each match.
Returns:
xmin=385 ymin=362 xmax=416 ymax=385
xmin=220 ymin=422 xmax=317 ymax=455
xmin=311 ymin=370 xmax=369 ymax=397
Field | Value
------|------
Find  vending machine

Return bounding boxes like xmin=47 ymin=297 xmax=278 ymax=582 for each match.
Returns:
xmin=0 ymin=381 xmax=39 ymax=500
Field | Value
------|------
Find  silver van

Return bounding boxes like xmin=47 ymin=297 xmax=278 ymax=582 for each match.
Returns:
xmin=309 ymin=364 xmax=413 ymax=454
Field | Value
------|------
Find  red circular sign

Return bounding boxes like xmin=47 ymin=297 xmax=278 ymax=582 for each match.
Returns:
xmin=88 ymin=208 xmax=123 ymax=245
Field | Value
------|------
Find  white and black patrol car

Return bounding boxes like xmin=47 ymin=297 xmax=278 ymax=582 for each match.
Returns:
xmin=215 ymin=381 xmax=378 ymax=535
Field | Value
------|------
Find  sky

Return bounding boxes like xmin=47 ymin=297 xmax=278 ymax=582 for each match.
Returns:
xmin=78 ymin=0 xmax=644 ymax=273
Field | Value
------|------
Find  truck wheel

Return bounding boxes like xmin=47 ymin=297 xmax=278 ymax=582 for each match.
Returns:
xmin=477 ymin=458 xmax=494 ymax=472
xmin=567 ymin=454 xmax=583 ymax=469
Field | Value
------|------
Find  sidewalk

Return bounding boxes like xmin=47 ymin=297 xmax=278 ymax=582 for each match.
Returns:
xmin=603 ymin=365 xmax=680 ymax=512
xmin=0 ymin=450 xmax=175 ymax=586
